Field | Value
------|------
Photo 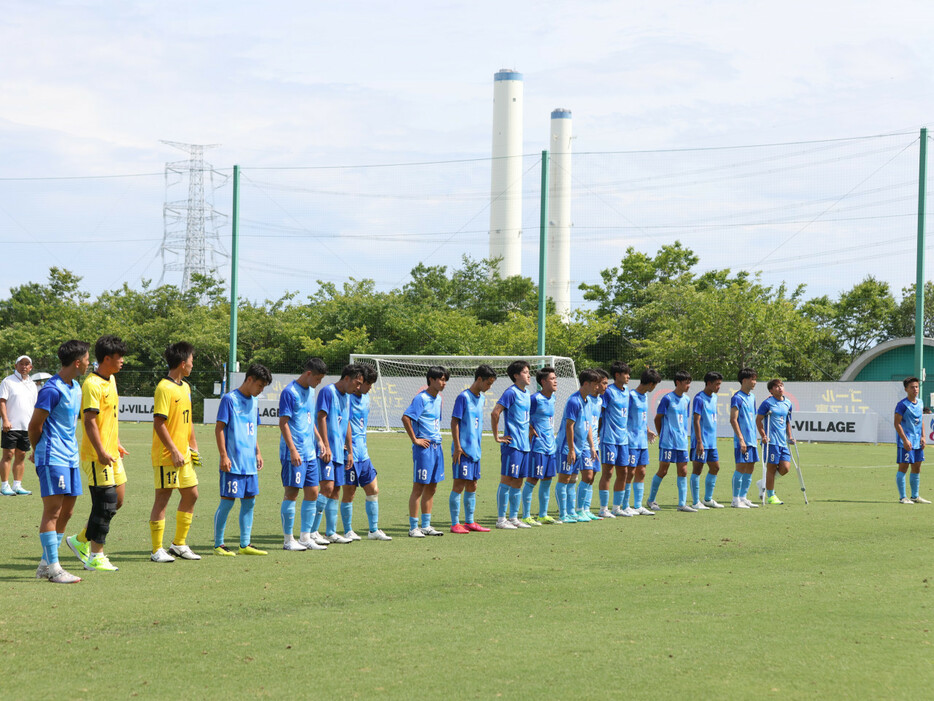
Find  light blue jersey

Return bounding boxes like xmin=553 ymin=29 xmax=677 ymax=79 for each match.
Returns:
xmin=216 ymin=389 xmax=260 ymax=475
xmin=34 ymin=373 xmax=82 ymax=468
xmin=530 ymin=391 xmax=557 ymax=455
xmin=600 ymin=383 xmax=629 ymax=446
xmin=350 ymin=392 xmax=371 ymax=462
xmin=895 ymin=397 xmax=923 ymax=449
xmin=556 ymin=392 xmax=590 ymax=457
xmin=403 ymin=390 xmax=443 ymax=442
xmin=691 ymin=391 xmax=718 ymax=448
xmin=278 ymin=380 xmax=316 ymax=462
xmin=757 ymin=396 xmax=792 ymax=447
xmin=657 ymin=392 xmax=690 ymax=451
xmin=627 ymin=390 xmax=650 ymax=449
xmin=587 ymin=394 xmax=603 ymax=448
xmin=316 ymin=383 xmax=351 ymax=463
xmin=452 ymin=389 xmax=485 ymax=461
xmin=730 ymin=390 xmax=757 ymax=448
xmin=496 ymin=385 xmax=531 ymax=452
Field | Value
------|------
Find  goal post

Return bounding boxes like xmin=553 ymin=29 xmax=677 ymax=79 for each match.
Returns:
xmin=350 ymin=355 xmax=578 ymax=432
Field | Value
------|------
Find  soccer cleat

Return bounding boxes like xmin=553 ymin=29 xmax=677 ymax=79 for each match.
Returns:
xmin=756 ymin=478 xmax=766 ymax=499
xmin=741 ymin=497 xmax=759 ymax=508
xmin=12 ymin=486 xmax=32 ymax=495
xmin=731 ymin=497 xmax=750 ymax=509
xmin=450 ymin=523 xmax=470 ymax=534
xmin=283 ymin=538 xmax=307 ymax=551
xmin=912 ymin=496 xmax=932 ymax=504
xmin=213 ymin=545 xmax=237 ymax=556
xmin=309 ymin=531 xmax=330 ymax=546
xmin=536 ymin=515 xmax=557 ymax=525
xmin=677 ymin=504 xmax=698 ymax=513
xmin=496 ymin=519 xmax=518 ymax=529
xmin=635 ymin=506 xmax=655 ymax=516
xmin=408 ymin=527 xmax=426 ymax=538
xmin=46 ymin=563 xmax=81 ymax=584
xmin=766 ymin=494 xmax=784 ymax=505
xmin=421 ymin=526 xmax=444 ymax=536
xmin=508 ymin=517 xmax=530 ymax=529
xmin=559 ymin=514 xmax=577 ymax=523
xmin=326 ymin=533 xmax=352 ymax=544
xmin=465 ymin=522 xmax=491 ymax=532
xmin=521 ymin=516 xmax=542 ymax=527
xmin=0 ymin=484 xmax=14 ymax=496
xmin=599 ymin=507 xmax=616 ymax=519
xmin=84 ymin=553 xmax=118 ymax=571
xmin=168 ymin=543 xmax=202 ymax=560
xmin=298 ymin=536 xmax=327 ymax=550
xmin=150 ymin=548 xmax=176 ymax=563
xmin=66 ymin=534 xmax=89 ymax=564
xmin=618 ymin=507 xmax=635 ymax=517
xmin=35 ymin=562 xmax=49 ymax=579
xmin=693 ymin=502 xmax=710 ymax=511
xmin=899 ymin=497 xmax=914 ymax=505
xmin=647 ymin=501 xmax=661 ymax=511
xmin=367 ymin=529 xmax=392 ymax=541
xmin=704 ymin=499 xmax=725 ymax=508
xmin=344 ymin=530 xmax=363 ymax=542
xmin=611 ymin=506 xmax=626 ymax=516
xmin=238 ymin=544 xmax=268 ymax=555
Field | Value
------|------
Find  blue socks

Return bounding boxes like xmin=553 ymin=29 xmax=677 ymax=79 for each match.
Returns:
xmin=365 ymin=496 xmax=379 ymax=531
xmin=312 ymin=495 xmax=327 ymax=532
xmin=340 ymin=501 xmax=353 ymax=534
xmin=280 ymin=500 xmax=296 ymax=537
xmin=676 ymin=476 xmax=687 ymax=506
xmin=213 ymin=498 xmax=235 ymax=547
xmin=238 ymin=497 xmax=255 ymax=548
xmin=741 ymin=472 xmax=753 ymax=498
xmin=705 ymin=474 xmax=717 ymax=502
xmin=732 ymin=471 xmax=742 ymax=497
xmin=409 ymin=516 xmax=418 ymax=530
xmin=566 ymin=482 xmax=577 ymax=516
xmin=612 ymin=489 xmax=623 ymax=508
xmin=909 ymin=472 xmax=920 ymax=499
xmin=521 ymin=482 xmax=535 ymax=519
xmin=508 ymin=486 xmax=521 ymax=519
xmin=301 ymin=498 xmax=317 ymax=533
xmin=633 ymin=482 xmax=644 ymax=509
xmin=464 ymin=491 xmax=477 ymax=523
xmin=555 ymin=481 xmax=567 ymax=517
xmin=497 ymin=483 xmax=509 ymax=518
xmin=896 ymin=471 xmax=907 ymax=499
xmin=420 ymin=512 xmax=432 ymax=530
xmin=40 ymin=530 xmax=59 ymax=565
xmin=600 ymin=489 xmax=610 ymax=509
xmin=538 ymin=479 xmax=551 ymax=517
xmin=690 ymin=474 xmax=700 ymax=504
xmin=622 ymin=484 xmax=631 ymax=509
xmin=649 ymin=474 xmax=663 ymax=502
xmin=449 ymin=491 xmax=461 ymax=525
xmin=324 ymin=497 xmax=338 ymax=536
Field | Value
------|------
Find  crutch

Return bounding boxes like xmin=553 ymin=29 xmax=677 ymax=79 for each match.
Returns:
xmin=789 ymin=431 xmax=809 ymax=505
xmin=758 ymin=416 xmax=769 ymax=506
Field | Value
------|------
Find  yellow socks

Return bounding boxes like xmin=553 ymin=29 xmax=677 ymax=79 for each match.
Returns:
xmin=174 ymin=511 xmax=193 ymax=546
xmin=149 ymin=520 xmax=165 ymax=553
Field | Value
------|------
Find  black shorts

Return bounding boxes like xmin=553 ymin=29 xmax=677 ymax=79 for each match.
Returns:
xmin=1 ymin=429 xmax=30 ymax=452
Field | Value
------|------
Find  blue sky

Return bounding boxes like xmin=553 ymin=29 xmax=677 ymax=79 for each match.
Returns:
xmin=2 ymin=0 xmax=933 ymax=304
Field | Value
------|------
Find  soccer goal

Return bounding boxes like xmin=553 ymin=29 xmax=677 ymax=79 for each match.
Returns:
xmin=350 ymin=355 xmax=578 ymax=432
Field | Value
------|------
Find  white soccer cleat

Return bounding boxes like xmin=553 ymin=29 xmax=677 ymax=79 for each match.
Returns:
xmin=611 ymin=506 xmax=626 ymax=516
xmin=508 ymin=517 xmax=531 ymax=529
xmin=693 ymin=502 xmax=710 ymax=511
xmin=496 ymin=519 xmax=517 ymax=530
xmin=677 ymin=504 xmax=698 ymax=513
xmin=756 ymin=478 xmax=765 ymax=499
xmin=900 ymin=497 xmax=915 ymax=504
xmin=421 ymin=525 xmax=444 ymax=536
xmin=309 ymin=532 xmax=330 ymax=546
xmin=344 ymin=530 xmax=363 ymax=542
xmin=282 ymin=538 xmax=307 ymax=551
xmin=599 ymin=507 xmax=616 ymax=519
xmin=35 ymin=562 xmax=49 ymax=579
xmin=298 ymin=536 xmax=328 ymax=550
xmin=408 ymin=527 xmax=426 ymax=538
xmin=704 ymin=499 xmax=725 ymax=509
xmin=741 ymin=497 xmax=759 ymax=508
xmin=46 ymin=563 xmax=81 ymax=584
xmin=635 ymin=506 xmax=655 ymax=515
xmin=367 ymin=529 xmax=392 ymax=541
xmin=150 ymin=547 xmax=176 ymax=563
xmin=912 ymin=496 xmax=931 ymax=504
xmin=617 ymin=507 xmax=635 ymax=517
xmin=327 ymin=533 xmax=352 ymax=544
xmin=731 ymin=497 xmax=750 ymax=509
xmin=168 ymin=543 xmax=202 ymax=560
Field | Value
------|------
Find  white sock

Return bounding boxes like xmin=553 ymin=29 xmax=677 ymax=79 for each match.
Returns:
xmin=12 ymin=481 xmax=21 ymax=490
xmin=1 ymin=481 xmax=9 ymax=489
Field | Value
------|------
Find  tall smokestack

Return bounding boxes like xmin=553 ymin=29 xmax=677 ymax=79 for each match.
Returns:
xmin=548 ymin=108 xmax=572 ymax=319
xmin=489 ymin=69 xmax=523 ymax=278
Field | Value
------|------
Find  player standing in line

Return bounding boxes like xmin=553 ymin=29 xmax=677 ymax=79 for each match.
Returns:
xmin=555 ymin=369 xmax=600 ymax=523
xmin=729 ymin=368 xmax=760 ymax=509
xmin=690 ymin=371 xmax=724 ymax=510
xmin=755 ymin=378 xmax=795 ymax=505
xmin=449 ymin=364 xmax=496 ymax=533
xmin=29 ymin=340 xmax=90 ymax=584
xmin=598 ymin=361 xmax=631 ymax=518
xmin=626 ymin=368 xmax=661 ymax=516
xmin=342 ymin=364 xmax=392 ymax=541
xmin=314 ymin=364 xmax=362 ymax=544
xmin=212 ymin=363 xmax=272 ymax=556
xmin=403 ymin=365 xmax=449 ymax=537
xmin=576 ymin=369 xmax=608 ymax=520
xmin=491 ymin=360 xmax=534 ymax=529
xmin=894 ymin=376 xmax=930 ymax=504
xmin=67 ymin=335 xmax=129 ymax=572
xmin=522 ymin=367 xmax=558 ymax=525
xmin=648 ymin=370 xmax=693 ymax=512
xmin=278 ymin=357 xmax=328 ymax=552
xmin=148 ymin=342 xmax=203 ymax=563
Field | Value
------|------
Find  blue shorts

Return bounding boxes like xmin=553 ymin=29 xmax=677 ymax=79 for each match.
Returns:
xmin=530 ymin=452 xmax=557 ymax=479
xmin=345 ymin=458 xmax=377 ymax=487
xmin=36 ymin=464 xmax=82 ymax=498
xmin=765 ymin=445 xmax=792 ymax=465
xmin=320 ymin=460 xmax=347 ymax=486
xmin=659 ymin=448 xmax=689 ymax=464
xmin=628 ymin=448 xmax=649 ymax=467
xmin=413 ymin=443 xmax=445 ymax=484
xmin=734 ymin=446 xmax=759 ymax=464
xmin=691 ymin=447 xmax=719 ymax=463
xmin=897 ymin=447 xmax=925 ymax=464
xmin=501 ymin=447 xmax=530 ymax=479
xmin=558 ymin=452 xmax=594 ymax=475
xmin=281 ymin=458 xmax=319 ymax=488
xmin=453 ymin=456 xmax=481 ymax=481
xmin=601 ymin=443 xmax=630 ymax=467
xmin=219 ymin=472 xmax=259 ymax=499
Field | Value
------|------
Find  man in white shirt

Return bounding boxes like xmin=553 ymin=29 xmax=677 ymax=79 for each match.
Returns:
xmin=1 ymin=355 xmax=38 ymax=495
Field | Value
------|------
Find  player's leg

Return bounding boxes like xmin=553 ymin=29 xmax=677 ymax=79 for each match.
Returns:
xmin=409 ymin=481 xmax=426 ymax=536
xmin=703 ymin=458 xmax=722 ymax=507
xmin=169 ymin=484 xmax=200 ymax=558
xmin=281 ymin=485 xmax=306 ymax=550
xmin=37 ymin=463 xmax=81 ymax=583
xmin=676 ymin=460 xmax=695 ymax=511
xmin=648 ymin=459 xmax=670 ymax=510
xmin=84 ymin=483 xmax=120 ymax=570
xmin=361 ymin=477 xmax=390 ymax=540
xmin=236 ymin=474 xmax=266 ymax=554
xmin=340 ymin=482 xmax=359 ymax=540
xmin=690 ymin=456 xmax=704 ymax=508
xmin=149 ymin=487 xmax=175 ymax=561
xmin=578 ymin=468 xmax=599 ymax=520
xmin=420 ymin=481 xmax=442 ymax=535
xmin=910 ymin=457 xmax=928 ymax=502
xmin=555 ymin=465 xmax=571 ymax=522
xmin=497 ymin=449 xmax=515 ymax=527
xmin=213 ymin=472 xmax=238 ymax=555
xmin=598 ymin=443 xmax=615 ymax=517
xmin=521 ymin=476 xmax=538 ymax=522
xmin=764 ymin=461 xmax=780 ymax=503
xmin=298 ymin=474 xmax=326 ymax=550
xmin=611 ymin=462 xmax=627 ymax=516
xmin=566 ymin=470 xmax=581 ymax=521
xmin=10 ymin=447 xmax=30 ymax=494
xmin=632 ymin=461 xmax=653 ymax=515
xmin=450 ymin=478 xmax=468 ymax=532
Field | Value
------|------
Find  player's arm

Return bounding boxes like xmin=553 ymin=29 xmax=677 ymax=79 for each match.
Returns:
xmin=729 ymin=406 xmax=746 ymax=452
xmin=894 ymin=412 xmax=911 ymax=450
xmin=491 ymin=404 xmax=510 ymax=444
xmin=756 ymin=414 xmax=768 ymax=443
xmin=0 ymin=397 xmax=10 ymax=432
xmin=402 ymin=415 xmax=429 ymax=448
xmin=451 ymin=416 xmax=463 ymax=465
xmin=316 ymin=410 xmax=332 ymax=464
xmin=155 ymin=415 xmax=185 ymax=468
xmin=693 ymin=410 xmax=703 ymax=453
xmin=587 ymin=425 xmax=597 ymax=460
xmin=786 ymin=412 xmax=795 ymax=445
xmin=344 ymin=420 xmax=353 ymax=469
xmin=565 ymin=418 xmax=576 ymax=463
xmin=215 ymin=420 xmax=231 ymax=472
xmin=653 ymin=412 xmax=663 ymax=437
xmin=84 ymin=409 xmax=114 ymax=466
xmin=279 ymin=416 xmax=302 ymax=466
xmin=27 ymin=408 xmax=48 ymax=463
xmin=188 ymin=421 xmax=199 ymax=453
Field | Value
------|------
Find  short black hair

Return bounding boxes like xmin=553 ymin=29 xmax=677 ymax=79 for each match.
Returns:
xmin=340 ymin=364 xmax=363 ymax=380
xmin=506 ymin=360 xmax=530 ymax=382
xmin=610 ymin=361 xmax=631 ymax=378
xmin=245 ymin=363 xmax=272 ymax=385
xmin=361 ymin=365 xmax=379 ymax=384
xmin=164 ymin=341 xmax=194 ymax=370
xmin=596 ymin=368 xmax=610 ymax=380
xmin=767 ymin=378 xmax=784 ymax=391
xmin=904 ymin=376 xmax=920 ymax=388
xmin=674 ymin=370 xmax=692 ymax=384
xmin=578 ymin=368 xmax=600 ymax=385
xmin=704 ymin=371 xmax=723 ymax=384
xmin=58 ymin=340 xmax=90 ymax=367
xmin=475 ymin=364 xmax=497 ymax=381
xmin=737 ymin=367 xmax=758 ymax=383
xmin=536 ymin=367 xmax=556 ymax=385
xmin=640 ymin=368 xmax=662 ymax=385
xmin=426 ymin=365 xmax=450 ymax=382
xmin=303 ymin=357 xmax=327 ymax=375
xmin=95 ymin=335 xmax=128 ymax=363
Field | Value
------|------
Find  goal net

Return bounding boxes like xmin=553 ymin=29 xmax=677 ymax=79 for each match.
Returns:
xmin=350 ymin=355 xmax=578 ymax=432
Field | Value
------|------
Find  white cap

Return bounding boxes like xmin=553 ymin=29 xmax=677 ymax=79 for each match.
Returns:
xmin=15 ymin=355 xmax=31 ymax=364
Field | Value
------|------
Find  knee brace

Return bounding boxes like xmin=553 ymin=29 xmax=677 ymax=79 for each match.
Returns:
xmin=86 ymin=485 xmax=118 ymax=544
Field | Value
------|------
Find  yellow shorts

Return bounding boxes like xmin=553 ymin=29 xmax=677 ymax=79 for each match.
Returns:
xmin=83 ymin=457 xmax=127 ymax=488
xmin=153 ymin=460 xmax=198 ymax=490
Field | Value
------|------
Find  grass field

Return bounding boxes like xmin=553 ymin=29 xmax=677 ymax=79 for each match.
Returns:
xmin=2 ymin=424 xmax=932 ymax=699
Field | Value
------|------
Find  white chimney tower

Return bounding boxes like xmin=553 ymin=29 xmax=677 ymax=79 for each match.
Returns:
xmin=489 ymin=69 xmax=523 ymax=277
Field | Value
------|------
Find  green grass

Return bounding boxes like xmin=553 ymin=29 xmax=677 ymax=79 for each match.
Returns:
xmin=2 ymin=425 xmax=932 ymax=698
